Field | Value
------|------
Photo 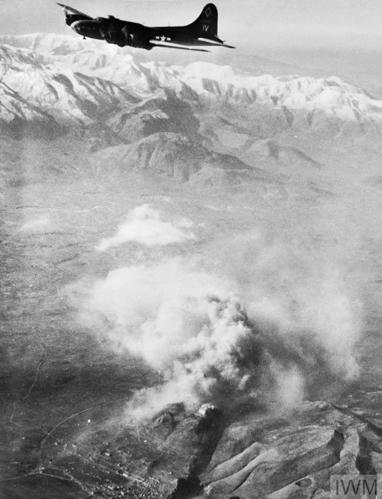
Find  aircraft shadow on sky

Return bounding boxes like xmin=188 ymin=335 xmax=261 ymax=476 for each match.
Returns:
xmin=57 ymin=3 xmax=235 ymax=52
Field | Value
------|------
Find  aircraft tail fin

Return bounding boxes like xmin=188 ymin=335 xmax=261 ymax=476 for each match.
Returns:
xmin=191 ymin=3 xmax=218 ymax=40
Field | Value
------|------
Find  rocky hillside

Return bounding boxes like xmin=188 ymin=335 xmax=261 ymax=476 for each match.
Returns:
xmin=4 ymin=397 xmax=382 ymax=498
xmin=93 ymin=132 xmax=269 ymax=184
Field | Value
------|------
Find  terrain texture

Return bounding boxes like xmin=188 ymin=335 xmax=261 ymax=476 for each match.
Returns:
xmin=2 ymin=34 xmax=382 ymax=498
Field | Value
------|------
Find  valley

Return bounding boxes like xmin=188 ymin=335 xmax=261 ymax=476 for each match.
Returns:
xmin=1 ymin=34 xmax=382 ymax=498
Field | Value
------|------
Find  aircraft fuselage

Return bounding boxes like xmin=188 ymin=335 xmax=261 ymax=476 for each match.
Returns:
xmin=57 ymin=3 xmax=234 ymax=52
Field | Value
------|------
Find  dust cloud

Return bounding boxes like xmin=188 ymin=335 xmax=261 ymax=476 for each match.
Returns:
xmin=69 ymin=205 xmax=363 ymax=419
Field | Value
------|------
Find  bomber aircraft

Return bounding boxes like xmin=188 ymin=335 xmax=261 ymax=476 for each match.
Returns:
xmin=57 ymin=3 xmax=235 ymax=52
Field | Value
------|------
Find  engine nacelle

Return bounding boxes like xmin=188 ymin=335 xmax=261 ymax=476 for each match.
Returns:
xmin=97 ymin=17 xmax=122 ymax=46
xmin=121 ymin=26 xmax=135 ymax=46
xmin=98 ymin=18 xmax=151 ymax=49
xmin=121 ymin=25 xmax=151 ymax=49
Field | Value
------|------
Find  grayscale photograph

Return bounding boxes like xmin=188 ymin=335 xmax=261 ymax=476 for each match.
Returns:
xmin=1 ymin=1 xmax=382 ymax=497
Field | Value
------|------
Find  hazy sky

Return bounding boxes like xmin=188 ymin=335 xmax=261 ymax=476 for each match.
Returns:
xmin=1 ymin=0 xmax=382 ymax=49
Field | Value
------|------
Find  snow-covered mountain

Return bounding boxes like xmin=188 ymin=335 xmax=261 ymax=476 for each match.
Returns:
xmin=2 ymin=33 xmax=382 ymax=131
xmin=0 ymin=33 xmax=381 ymax=189
xmin=0 ymin=44 xmax=139 ymax=136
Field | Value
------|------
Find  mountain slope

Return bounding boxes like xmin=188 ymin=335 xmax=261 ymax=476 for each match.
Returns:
xmin=93 ymin=132 xmax=263 ymax=182
xmin=0 ymin=33 xmax=381 ymax=192
xmin=2 ymin=34 xmax=382 ymax=138
xmin=0 ymin=44 xmax=138 ymax=137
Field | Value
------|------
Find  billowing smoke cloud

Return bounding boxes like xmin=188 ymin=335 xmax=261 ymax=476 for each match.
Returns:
xmin=72 ymin=227 xmax=362 ymax=419
xmin=75 ymin=260 xmax=269 ymax=417
xmin=95 ymin=204 xmax=195 ymax=251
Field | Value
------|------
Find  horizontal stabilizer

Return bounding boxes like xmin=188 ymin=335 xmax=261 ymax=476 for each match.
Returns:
xmin=197 ymin=38 xmax=236 ymax=49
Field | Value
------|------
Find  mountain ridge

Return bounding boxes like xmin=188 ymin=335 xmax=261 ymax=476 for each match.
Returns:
xmin=0 ymin=33 xmax=379 ymax=191
xmin=1 ymin=34 xmax=382 ymax=131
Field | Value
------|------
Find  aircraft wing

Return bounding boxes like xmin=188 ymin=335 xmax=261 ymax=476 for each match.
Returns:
xmin=150 ymin=41 xmax=209 ymax=52
xmin=56 ymin=3 xmax=93 ymax=20
xmin=149 ymin=36 xmax=233 ymax=51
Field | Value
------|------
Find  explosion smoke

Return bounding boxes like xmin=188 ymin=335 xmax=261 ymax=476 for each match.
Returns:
xmin=95 ymin=204 xmax=195 ymax=251
xmin=72 ymin=239 xmax=361 ymax=419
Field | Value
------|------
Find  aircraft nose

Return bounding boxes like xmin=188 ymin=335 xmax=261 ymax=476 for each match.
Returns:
xmin=71 ymin=20 xmax=84 ymax=34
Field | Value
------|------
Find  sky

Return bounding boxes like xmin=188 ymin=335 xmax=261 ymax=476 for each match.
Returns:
xmin=1 ymin=0 xmax=382 ymax=50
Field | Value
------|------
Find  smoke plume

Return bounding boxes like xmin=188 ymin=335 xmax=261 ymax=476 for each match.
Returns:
xmin=72 ymin=221 xmax=362 ymax=418
xmin=95 ymin=204 xmax=195 ymax=251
